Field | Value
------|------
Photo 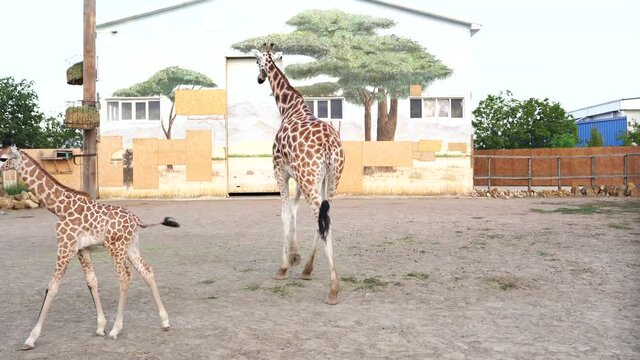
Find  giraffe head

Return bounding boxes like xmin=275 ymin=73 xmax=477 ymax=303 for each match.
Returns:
xmin=251 ymin=42 xmax=282 ymax=84
xmin=0 ymin=139 xmax=22 ymax=172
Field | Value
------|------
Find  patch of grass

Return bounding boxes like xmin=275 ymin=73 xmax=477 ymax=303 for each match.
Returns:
xmin=359 ymin=277 xmax=388 ymax=290
xmin=340 ymin=276 xmax=359 ymax=284
xmin=204 ymin=295 xmax=218 ymax=300
xmin=239 ymin=267 xmax=257 ymax=273
xmin=228 ymin=153 xmax=272 ymax=158
xmin=3 ymin=182 xmax=29 ymax=196
xmin=272 ymin=281 xmax=304 ymax=298
xmin=487 ymin=276 xmax=519 ymax=291
xmin=201 ymin=279 xmax=215 ymax=285
xmin=404 ymin=272 xmax=430 ymax=281
xmin=532 ymin=201 xmax=640 ymax=216
xmin=244 ymin=283 xmax=260 ymax=291
xmin=608 ymin=223 xmax=632 ymax=230
xmin=537 ymin=250 xmax=553 ymax=257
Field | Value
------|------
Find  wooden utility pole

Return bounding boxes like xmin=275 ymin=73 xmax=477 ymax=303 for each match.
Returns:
xmin=83 ymin=0 xmax=97 ymax=198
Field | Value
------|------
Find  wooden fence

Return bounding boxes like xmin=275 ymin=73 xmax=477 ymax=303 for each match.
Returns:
xmin=474 ymin=147 xmax=640 ymax=189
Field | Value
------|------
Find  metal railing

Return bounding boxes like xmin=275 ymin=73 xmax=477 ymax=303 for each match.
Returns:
xmin=474 ymin=153 xmax=640 ymax=191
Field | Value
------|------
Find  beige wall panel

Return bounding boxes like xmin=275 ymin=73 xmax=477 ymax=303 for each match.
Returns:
xmin=362 ymin=141 xmax=413 ymax=167
xmin=418 ymin=139 xmax=443 ymax=152
xmin=133 ymin=138 xmax=159 ymax=189
xmin=98 ymin=136 xmax=124 ymax=187
xmin=186 ymin=130 xmax=212 ymax=182
xmin=337 ymin=141 xmax=363 ymax=194
xmin=447 ymin=142 xmax=468 ymax=153
xmin=409 ymin=85 xmax=422 ymax=97
xmin=157 ymin=139 xmax=187 ymax=165
xmin=175 ymin=89 xmax=227 ymax=115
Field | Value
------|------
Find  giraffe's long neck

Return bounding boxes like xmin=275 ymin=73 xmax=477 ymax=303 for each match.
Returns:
xmin=266 ymin=57 xmax=313 ymax=120
xmin=18 ymin=151 xmax=89 ymax=215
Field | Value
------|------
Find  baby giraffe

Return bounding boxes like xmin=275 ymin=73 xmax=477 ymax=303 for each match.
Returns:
xmin=0 ymin=142 xmax=179 ymax=350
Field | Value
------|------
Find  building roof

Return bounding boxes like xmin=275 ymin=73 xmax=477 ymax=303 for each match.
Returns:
xmin=97 ymin=0 xmax=481 ymax=35
xmin=569 ymin=97 xmax=640 ymax=119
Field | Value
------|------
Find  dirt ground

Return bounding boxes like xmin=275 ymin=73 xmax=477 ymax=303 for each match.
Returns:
xmin=0 ymin=197 xmax=638 ymax=359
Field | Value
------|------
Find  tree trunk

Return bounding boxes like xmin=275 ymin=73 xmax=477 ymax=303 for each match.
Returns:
xmin=377 ymin=97 xmax=398 ymax=141
xmin=364 ymin=98 xmax=372 ymax=141
xmin=162 ymin=102 xmax=176 ymax=172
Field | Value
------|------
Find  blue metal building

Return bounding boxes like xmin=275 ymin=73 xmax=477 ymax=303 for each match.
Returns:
xmin=569 ymin=97 xmax=640 ymax=147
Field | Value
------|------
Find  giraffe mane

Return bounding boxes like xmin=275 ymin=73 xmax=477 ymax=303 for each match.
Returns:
xmin=266 ymin=52 xmax=304 ymax=99
xmin=21 ymin=151 xmax=92 ymax=199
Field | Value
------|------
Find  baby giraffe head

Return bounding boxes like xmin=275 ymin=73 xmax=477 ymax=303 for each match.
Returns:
xmin=251 ymin=42 xmax=282 ymax=84
xmin=0 ymin=139 xmax=21 ymax=172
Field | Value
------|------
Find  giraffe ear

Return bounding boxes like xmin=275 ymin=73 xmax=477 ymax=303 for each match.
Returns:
xmin=272 ymin=52 xmax=283 ymax=61
xmin=250 ymin=49 xmax=261 ymax=58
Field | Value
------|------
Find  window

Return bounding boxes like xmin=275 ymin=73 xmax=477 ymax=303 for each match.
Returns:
xmin=410 ymin=97 xmax=464 ymax=119
xmin=304 ymin=98 xmax=343 ymax=120
xmin=106 ymin=98 xmax=162 ymax=121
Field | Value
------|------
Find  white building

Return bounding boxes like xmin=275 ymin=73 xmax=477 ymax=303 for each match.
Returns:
xmin=95 ymin=0 xmax=480 ymax=155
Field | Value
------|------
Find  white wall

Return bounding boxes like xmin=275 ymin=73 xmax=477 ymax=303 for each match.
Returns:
xmin=96 ymin=0 xmax=476 ymax=147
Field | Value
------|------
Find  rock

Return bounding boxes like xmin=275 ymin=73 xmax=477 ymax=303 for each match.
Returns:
xmin=606 ymin=185 xmax=617 ymax=196
xmin=585 ymin=188 xmax=596 ymax=197
xmin=571 ymin=185 xmax=580 ymax=195
xmin=630 ymin=188 xmax=640 ymax=198
xmin=626 ymin=183 xmax=636 ymax=196
xmin=12 ymin=200 xmax=28 ymax=210
xmin=20 ymin=191 xmax=30 ymax=201
xmin=25 ymin=200 xmax=39 ymax=209
xmin=27 ymin=192 xmax=39 ymax=204
xmin=616 ymin=185 xmax=627 ymax=197
xmin=0 ymin=198 xmax=13 ymax=210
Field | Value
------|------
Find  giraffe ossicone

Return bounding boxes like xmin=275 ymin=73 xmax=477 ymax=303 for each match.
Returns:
xmin=0 ymin=143 xmax=179 ymax=350
xmin=252 ymin=43 xmax=345 ymax=304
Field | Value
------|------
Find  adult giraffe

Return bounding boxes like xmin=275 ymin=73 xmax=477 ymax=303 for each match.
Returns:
xmin=0 ymin=141 xmax=179 ymax=350
xmin=251 ymin=43 xmax=345 ymax=304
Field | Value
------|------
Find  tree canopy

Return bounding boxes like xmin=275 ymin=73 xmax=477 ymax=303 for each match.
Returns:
xmin=472 ymin=91 xmax=578 ymax=150
xmin=0 ymin=77 xmax=82 ymax=148
xmin=617 ymin=121 xmax=640 ymax=146
xmin=113 ymin=66 xmax=216 ymax=101
xmin=232 ymin=9 xmax=452 ymax=141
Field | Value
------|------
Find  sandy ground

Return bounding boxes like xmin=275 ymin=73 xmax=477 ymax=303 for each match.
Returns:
xmin=0 ymin=197 xmax=638 ymax=359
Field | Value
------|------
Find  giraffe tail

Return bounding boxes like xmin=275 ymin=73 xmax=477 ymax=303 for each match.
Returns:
xmin=318 ymin=200 xmax=330 ymax=240
xmin=140 ymin=217 xmax=180 ymax=228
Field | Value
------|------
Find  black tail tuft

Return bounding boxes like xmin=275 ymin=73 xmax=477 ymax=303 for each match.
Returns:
xmin=161 ymin=217 xmax=180 ymax=228
xmin=318 ymin=200 xmax=330 ymax=240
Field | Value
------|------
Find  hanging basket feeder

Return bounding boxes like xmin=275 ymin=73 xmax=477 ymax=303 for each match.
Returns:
xmin=66 ymin=61 xmax=83 ymax=85
xmin=65 ymin=104 xmax=100 ymax=129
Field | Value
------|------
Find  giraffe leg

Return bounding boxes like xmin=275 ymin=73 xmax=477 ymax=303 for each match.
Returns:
xmin=21 ymin=247 xmax=73 ymax=350
xmin=288 ymin=187 xmax=302 ymax=266
xmin=78 ymin=249 xmax=107 ymax=336
xmin=108 ymin=250 xmax=131 ymax=340
xmin=275 ymin=170 xmax=297 ymax=279
xmin=301 ymin=231 xmax=320 ymax=280
xmin=127 ymin=237 xmax=170 ymax=331
xmin=323 ymin=227 xmax=340 ymax=305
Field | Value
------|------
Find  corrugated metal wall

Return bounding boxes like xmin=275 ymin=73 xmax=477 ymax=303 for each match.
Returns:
xmin=577 ymin=116 xmax=627 ymax=146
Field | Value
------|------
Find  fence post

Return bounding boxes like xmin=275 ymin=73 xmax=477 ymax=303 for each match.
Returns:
xmin=557 ymin=157 xmax=561 ymax=190
xmin=623 ymin=154 xmax=628 ymax=186
xmin=487 ymin=156 xmax=492 ymax=190
xmin=527 ymin=157 xmax=532 ymax=192
xmin=590 ymin=156 xmax=595 ymax=187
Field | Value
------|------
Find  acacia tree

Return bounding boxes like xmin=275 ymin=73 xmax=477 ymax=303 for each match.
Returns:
xmin=0 ymin=77 xmax=82 ymax=148
xmin=472 ymin=90 xmax=578 ymax=149
xmin=113 ymin=66 xmax=216 ymax=141
xmin=232 ymin=9 xmax=451 ymax=141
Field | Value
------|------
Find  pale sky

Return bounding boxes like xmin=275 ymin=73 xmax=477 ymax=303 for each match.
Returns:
xmin=1 ymin=0 xmax=638 ymax=116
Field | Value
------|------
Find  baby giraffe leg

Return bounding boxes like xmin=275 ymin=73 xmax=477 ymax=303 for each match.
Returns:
xmin=78 ymin=249 xmax=107 ymax=336
xmin=128 ymin=240 xmax=170 ymax=330
xmin=21 ymin=248 xmax=72 ymax=350
xmin=108 ymin=251 xmax=131 ymax=340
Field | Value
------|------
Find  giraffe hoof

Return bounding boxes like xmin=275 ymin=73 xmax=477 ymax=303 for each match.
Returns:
xmin=109 ymin=333 xmax=118 ymax=340
xmin=18 ymin=343 xmax=35 ymax=351
xmin=275 ymin=268 xmax=288 ymax=280
xmin=94 ymin=330 xmax=106 ymax=337
xmin=162 ymin=325 xmax=170 ymax=332
xmin=301 ymin=273 xmax=312 ymax=280
xmin=288 ymin=253 xmax=301 ymax=266
xmin=325 ymin=294 xmax=339 ymax=305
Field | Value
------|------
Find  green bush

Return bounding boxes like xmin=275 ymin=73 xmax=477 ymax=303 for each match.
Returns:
xmin=3 ymin=182 xmax=29 ymax=196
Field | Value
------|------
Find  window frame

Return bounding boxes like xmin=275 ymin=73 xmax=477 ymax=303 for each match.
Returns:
xmin=410 ymin=97 xmax=465 ymax=119
xmin=106 ymin=97 xmax=162 ymax=122
xmin=304 ymin=97 xmax=344 ymax=120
